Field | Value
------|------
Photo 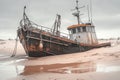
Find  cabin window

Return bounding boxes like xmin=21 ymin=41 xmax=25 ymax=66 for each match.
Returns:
xmin=72 ymin=28 xmax=76 ymax=34
xmin=82 ymin=27 xmax=86 ymax=32
xmin=77 ymin=27 xmax=81 ymax=32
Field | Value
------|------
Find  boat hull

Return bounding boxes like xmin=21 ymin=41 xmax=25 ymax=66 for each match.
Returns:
xmin=18 ymin=27 xmax=111 ymax=57
xmin=18 ymin=27 xmax=86 ymax=57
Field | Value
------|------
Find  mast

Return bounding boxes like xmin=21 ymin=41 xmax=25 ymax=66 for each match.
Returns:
xmin=23 ymin=6 xmax=30 ymax=24
xmin=23 ymin=6 xmax=26 ymax=26
xmin=72 ymin=0 xmax=85 ymax=24
xmin=76 ymin=0 xmax=80 ymax=24
xmin=52 ymin=14 xmax=61 ymax=36
xmin=20 ymin=6 xmax=31 ymax=29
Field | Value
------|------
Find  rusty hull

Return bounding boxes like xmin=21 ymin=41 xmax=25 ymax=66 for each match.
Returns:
xmin=18 ymin=27 xmax=111 ymax=57
xmin=18 ymin=27 xmax=83 ymax=57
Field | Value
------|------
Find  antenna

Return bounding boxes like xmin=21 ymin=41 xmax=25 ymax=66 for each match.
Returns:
xmin=90 ymin=0 xmax=93 ymax=23
xmin=87 ymin=5 xmax=90 ymax=23
xmin=71 ymin=0 xmax=85 ymax=24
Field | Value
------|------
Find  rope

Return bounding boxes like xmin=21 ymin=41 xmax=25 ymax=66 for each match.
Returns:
xmin=11 ymin=35 xmax=19 ymax=57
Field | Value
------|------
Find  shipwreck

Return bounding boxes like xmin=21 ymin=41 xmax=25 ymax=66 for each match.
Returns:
xmin=17 ymin=0 xmax=111 ymax=57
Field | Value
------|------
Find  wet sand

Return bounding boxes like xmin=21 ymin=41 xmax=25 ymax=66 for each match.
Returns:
xmin=0 ymin=40 xmax=120 ymax=80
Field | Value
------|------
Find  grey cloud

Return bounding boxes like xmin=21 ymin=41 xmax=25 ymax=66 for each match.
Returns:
xmin=0 ymin=0 xmax=120 ymax=39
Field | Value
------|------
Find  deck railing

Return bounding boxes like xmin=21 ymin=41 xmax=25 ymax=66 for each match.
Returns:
xmin=30 ymin=22 xmax=70 ymax=39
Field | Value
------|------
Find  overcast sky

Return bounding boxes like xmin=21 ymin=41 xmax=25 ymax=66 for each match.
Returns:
xmin=0 ymin=0 xmax=120 ymax=39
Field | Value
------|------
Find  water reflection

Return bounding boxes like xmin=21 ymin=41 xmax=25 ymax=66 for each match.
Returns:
xmin=1 ymin=56 xmax=120 ymax=80
xmin=0 ymin=57 xmax=26 ymax=80
xmin=21 ymin=61 xmax=96 ymax=75
xmin=0 ymin=64 xmax=24 ymax=80
xmin=21 ymin=60 xmax=120 ymax=75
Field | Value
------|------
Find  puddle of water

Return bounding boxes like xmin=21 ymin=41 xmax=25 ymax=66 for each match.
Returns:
xmin=21 ymin=61 xmax=120 ymax=75
xmin=1 ymin=55 xmax=120 ymax=79
xmin=21 ymin=61 xmax=96 ymax=75
xmin=0 ymin=57 xmax=26 ymax=80
xmin=0 ymin=58 xmax=26 ymax=65
xmin=0 ymin=64 xmax=24 ymax=80
xmin=0 ymin=54 xmax=11 ymax=58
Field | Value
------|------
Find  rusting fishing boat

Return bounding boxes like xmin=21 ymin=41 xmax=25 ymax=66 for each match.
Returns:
xmin=18 ymin=0 xmax=110 ymax=57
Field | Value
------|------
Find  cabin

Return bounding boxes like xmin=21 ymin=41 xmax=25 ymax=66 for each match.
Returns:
xmin=67 ymin=23 xmax=98 ymax=45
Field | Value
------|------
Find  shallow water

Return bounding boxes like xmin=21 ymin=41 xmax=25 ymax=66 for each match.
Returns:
xmin=0 ymin=55 xmax=120 ymax=80
xmin=20 ymin=61 xmax=120 ymax=75
xmin=0 ymin=65 xmax=24 ymax=80
xmin=21 ymin=61 xmax=96 ymax=75
xmin=0 ymin=55 xmax=26 ymax=80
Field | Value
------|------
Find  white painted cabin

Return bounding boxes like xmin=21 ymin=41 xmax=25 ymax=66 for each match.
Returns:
xmin=67 ymin=23 xmax=98 ymax=45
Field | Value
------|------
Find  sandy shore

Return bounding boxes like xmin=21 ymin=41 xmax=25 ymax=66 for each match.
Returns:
xmin=0 ymin=40 xmax=120 ymax=80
